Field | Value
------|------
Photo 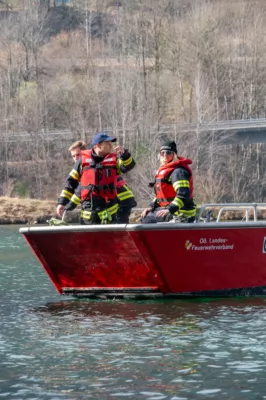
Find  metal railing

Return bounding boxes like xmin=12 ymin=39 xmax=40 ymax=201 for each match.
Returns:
xmin=2 ymin=118 xmax=266 ymax=141
xmin=160 ymin=118 xmax=266 ymax=133
xmin=198 ymin=203 xmax=266 ymax=223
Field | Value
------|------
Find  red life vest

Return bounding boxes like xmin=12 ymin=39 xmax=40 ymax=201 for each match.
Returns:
xmin=80 ymin=149 xmax=118 ymax=201
xmin=155 ymin=157 xmax=194 ymax=207
xmin=116 ymin=175 xmax=127 ymax=188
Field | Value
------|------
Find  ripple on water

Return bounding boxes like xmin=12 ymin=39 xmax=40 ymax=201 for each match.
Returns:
xmin=2 ymin=227 xmax=266 ymax=399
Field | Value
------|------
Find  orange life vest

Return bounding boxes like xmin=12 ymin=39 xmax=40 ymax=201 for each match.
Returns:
xmin=155 ymin=157 xmax=194 ymax=207
xmin=80 ymin=149 xmax=118 ymax=201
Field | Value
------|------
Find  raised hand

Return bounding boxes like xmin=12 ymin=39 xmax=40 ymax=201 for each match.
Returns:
xmin=114 ymin=143 xmax=125 ymax=155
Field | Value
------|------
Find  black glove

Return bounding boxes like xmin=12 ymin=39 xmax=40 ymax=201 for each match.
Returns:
xmin=119 ymin=149 xmax=130 ymax=160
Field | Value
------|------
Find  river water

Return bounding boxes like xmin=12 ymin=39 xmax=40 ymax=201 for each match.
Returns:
xmin=1 ymin=226 xmax=266 ymax=400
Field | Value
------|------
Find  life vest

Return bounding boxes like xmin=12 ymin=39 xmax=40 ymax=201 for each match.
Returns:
xmin=155 ymin=157 xmax=194 ymax=207
xmin=116 ymin=175 xmax=127 ymax=188
xmin=80 ymin=149 xmax=118 ymax=201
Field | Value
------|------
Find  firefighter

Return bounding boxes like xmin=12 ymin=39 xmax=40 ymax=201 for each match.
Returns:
xmin=68 ymin=140 xmax=86 ymax=162
xmin=141 ymin=140 xmax=196 ymax=223
xmin=56 ymin=132 xmax=136 ymax=224
xmin=63 ymin=139 xmax=136 ymax=224
xmin=115 ymin=175 xmax=137 ymax=223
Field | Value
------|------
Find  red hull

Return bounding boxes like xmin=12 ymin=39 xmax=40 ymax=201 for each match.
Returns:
xmin=20 ymin=222 xmax=266 ymax=297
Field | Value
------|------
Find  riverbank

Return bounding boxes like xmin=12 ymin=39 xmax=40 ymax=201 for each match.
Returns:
xmin=0 ymin=197 xmax=57 ymax=224
xmin=0 ymin=197 xmax=143 ymax=224
xmin=0 ymin=196 xmax=263 ymax=224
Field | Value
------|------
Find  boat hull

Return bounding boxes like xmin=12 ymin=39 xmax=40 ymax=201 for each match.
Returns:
xmin=20 ymin=222 xmax=266 ymax=298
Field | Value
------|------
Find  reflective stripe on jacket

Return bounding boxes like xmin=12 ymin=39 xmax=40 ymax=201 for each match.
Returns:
xmin=155 ymin=157 xmax=194 ymax=207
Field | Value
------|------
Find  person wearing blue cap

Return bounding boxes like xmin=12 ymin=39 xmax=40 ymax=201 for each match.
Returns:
xmin=57 ymin=138 xmax=137 ymax=223
xmin=141 ymin=140 xmax=196 ymax=223
xmin=56 ymin=132 xmax=136 ymax=224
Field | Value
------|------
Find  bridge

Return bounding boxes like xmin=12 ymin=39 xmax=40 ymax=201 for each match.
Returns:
xmin=159 ymin=119 xmax=266 ymax=145
xmin=1 ymin=118 xmax=266 ymax=145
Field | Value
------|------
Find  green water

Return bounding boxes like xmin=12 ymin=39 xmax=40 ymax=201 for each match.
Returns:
xmin=1 ymin=226 xmax=266 ymax=399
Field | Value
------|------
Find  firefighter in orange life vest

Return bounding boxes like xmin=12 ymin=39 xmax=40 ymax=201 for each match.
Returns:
xmin=56 ymin=132 xmax=136 ymax=224
xmin=58 ymin=139 xmax=137 ymax=223
xmin=141 ymin=140 xmax=196 ymax=223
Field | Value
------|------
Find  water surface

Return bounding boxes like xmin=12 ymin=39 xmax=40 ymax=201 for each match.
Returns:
xmin=1 ymin=226 xmax=266 ymax=399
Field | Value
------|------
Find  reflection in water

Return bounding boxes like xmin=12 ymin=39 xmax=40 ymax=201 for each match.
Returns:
xmin=1 ymin=225 xmax=266 ymax=399
xmin=27 ymin=298 xmax=266 ymax=399
xmin=35 ymin=296 xmax=266 ymax=318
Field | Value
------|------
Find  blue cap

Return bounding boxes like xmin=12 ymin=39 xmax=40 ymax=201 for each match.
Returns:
xmin=91 ymin=132 xmax=117 ymax=146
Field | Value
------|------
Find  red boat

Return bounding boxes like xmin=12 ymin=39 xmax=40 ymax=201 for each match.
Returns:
xmin=19 ymin=203 xmax=266 ymax=298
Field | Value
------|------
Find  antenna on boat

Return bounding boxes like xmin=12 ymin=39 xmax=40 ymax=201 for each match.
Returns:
xmin=62 ymin=210 xmax=67 ymax=222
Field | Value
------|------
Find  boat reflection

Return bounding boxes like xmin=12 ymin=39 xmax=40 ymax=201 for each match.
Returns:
xmin=33 ymin=297 xmax=266 ymax=323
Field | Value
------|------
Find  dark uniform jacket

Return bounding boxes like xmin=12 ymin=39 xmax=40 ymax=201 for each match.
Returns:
xmin=151 ymin=166 xmax=196 ymax=219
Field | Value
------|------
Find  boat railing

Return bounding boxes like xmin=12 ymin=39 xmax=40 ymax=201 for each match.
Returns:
xmin=197 ymin=203 xmax=266 ymax=223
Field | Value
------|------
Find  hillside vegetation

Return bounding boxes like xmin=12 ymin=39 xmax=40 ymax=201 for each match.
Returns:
xmin=0 ymin=0 xmax=266 ymax=209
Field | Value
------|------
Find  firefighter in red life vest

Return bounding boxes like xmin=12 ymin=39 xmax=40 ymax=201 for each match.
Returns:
xmin=141 ymin=140 xmax=196 ymax=223
xmin=56 ymin=132 xmax=136 ymax=224
xmin=59 ymin=139 xmax=137 ymax=223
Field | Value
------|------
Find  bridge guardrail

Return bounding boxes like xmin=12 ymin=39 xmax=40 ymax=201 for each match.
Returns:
xmin=2 ymin=118 xmax=266 ymax=140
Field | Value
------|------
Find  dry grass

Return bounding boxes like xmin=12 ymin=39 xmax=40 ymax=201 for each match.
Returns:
xmin=0 ymin=196 xmax=141 ymax=225
xmin=0 ymin=196 xmax=57 ymax=224
xmin=1 ymin=196 xmax=265 ymax=225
